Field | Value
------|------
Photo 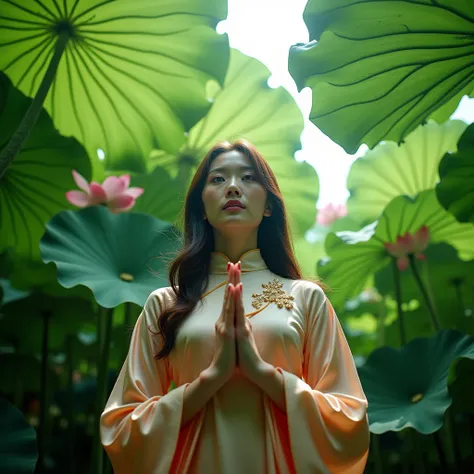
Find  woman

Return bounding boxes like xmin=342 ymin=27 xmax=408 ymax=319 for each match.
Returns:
xmin=100 ymin=140 xmax=370 ymax=473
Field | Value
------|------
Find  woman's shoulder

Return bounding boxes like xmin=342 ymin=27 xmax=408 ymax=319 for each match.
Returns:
xmin=149 ymin=285 xmax=174 ymax=298
xmin=144 ymin=286 xmax=176 ymax=311
xmin=281 ymin=275 xmax=326 ymax=295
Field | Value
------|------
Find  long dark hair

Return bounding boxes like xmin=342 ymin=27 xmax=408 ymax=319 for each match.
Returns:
xmin=151 ymin=139 xmax=324 ymax=360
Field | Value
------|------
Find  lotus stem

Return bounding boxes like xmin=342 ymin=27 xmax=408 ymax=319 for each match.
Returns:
xmin=13 ymin=363 xmax=23 ymax=408
xmin=38 ymin=310 xmax=52 ymax=474
xmin=104 ymin=457 xmax=114 ymax=474
xmin=433 ymin=430 xmax=450 ymax=473
xmin=66 ymin=335 xmax=76 ymax=474
xmin=411 ymin=429 xmax=426 ymax=474
xmin=0 ymin=30 xmax=69 ymax=180
xmin=452 ymin=278 xmax=465 ymax=323
xmin=445 ymin=407 xmax=461 ymax=473
xmin=122 ymin=302 xmax=133 ymax=364
xmin=408 ymin=255 xmax=440 ymax=331
xmin=377 ymin=302 xmax=386 ymax=346
xmin=177 ymin=152 xmax=193 ymax=189
xmin=92 ymin=307 xmax=114 ymax=474
xmin=470 ymin=414 xmax=474 ymax=473
xmin=371 ymin=434 xmax=383 ymax=474
xmin=391 ymin=257 xmax=406 ymax=345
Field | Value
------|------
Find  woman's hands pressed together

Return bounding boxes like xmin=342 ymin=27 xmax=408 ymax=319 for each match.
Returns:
xmin=208 ymin=260 xmax=267 ymax=386
xmin=228 ymin=261 xmax=267 ymax=384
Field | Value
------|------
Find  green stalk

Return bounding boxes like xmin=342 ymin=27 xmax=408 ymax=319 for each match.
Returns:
xmin=377 ymin=301 xmax=386 ymax=346
xmin=66 ymin=335 xmax=76 ymax=474
xmin=13 ymin=360 xmax=24 ymax=408
xmin=391 ymin=257 xmax=406 ymax=346
xmin=433 ymin=430 xmax=450 ymax=473
xmin=401 ymin=430 xmax=410 ymax=474
xmin=470 ymin=414 xmax=474 ymax=473
xmin=411 ymin=429 xmax=425 ymax=474
xmin=0 ymin=30 xmax=69 ymax=180
xmin=177 ymin=151 xmax=193 ymax=191
xmin=91 ymin=307 xmax=114 ymax=474
xmin=90 ymin=308 xmax=103 ymax=474
xmin=445 ymin=407 xmax=461 ymax=473
xmin=37 ymin=310 xmax=52 ymax=474
xmin=371 ymin=434 xmax=383 ymax=474
xmin=452 ymin=278 xmax=465 ymax=328
xmin=408 ymin=255 xmax=440 ymax=332
xmin=121 ymin=302 xmax=133 ymax=364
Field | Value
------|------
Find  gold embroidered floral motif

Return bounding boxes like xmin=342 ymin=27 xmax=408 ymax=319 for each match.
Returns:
xmin=251 ymin=278 xmax=294 ymax=310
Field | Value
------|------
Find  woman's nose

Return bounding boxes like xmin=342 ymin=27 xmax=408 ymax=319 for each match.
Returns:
xmin=225 ymin=181 xmax=242 ymax=196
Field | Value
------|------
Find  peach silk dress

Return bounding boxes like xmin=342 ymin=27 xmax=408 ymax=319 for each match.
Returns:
xmin=100 ymin=249 xmax=370 ymax=473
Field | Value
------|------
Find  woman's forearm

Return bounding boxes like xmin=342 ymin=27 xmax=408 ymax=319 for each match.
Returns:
xmin=180 ymin=369 xmax=224 ymax=429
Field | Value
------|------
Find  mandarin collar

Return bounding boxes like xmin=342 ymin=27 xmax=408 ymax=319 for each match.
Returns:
xmin=209 ymin=248 xmax=268 ymax=274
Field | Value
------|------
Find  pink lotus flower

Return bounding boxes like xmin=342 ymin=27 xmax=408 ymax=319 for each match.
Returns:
xmin=66 ymin=170 xmax=144 ymax=214
xmin=316 ymin=202 xmax=348 ymax=226
xmin=384 ymin=225 xmax=430 ymax=271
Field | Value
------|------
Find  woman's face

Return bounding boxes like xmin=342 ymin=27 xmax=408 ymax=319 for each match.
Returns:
xmin=202 ymin=150 xmax=269 ymax=231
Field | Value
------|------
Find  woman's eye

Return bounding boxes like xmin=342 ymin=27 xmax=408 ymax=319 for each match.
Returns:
xmin=210 ymin=175 xmax=255 ymax=183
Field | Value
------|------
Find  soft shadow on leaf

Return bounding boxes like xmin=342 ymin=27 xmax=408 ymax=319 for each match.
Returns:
xmin=0 ymin=73 xmax=91 ymax=261
xmin=0 ymin=1 xmax=230 ymax=171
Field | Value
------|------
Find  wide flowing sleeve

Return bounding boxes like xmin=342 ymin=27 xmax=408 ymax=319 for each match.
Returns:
xmin=100 ymin=288 xmax=190 ymax=474
xmin=275 ymin=283 xmax=370 ymax=474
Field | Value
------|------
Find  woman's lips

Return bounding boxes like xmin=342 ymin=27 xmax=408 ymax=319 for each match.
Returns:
xmin=223 ymin=206 xmax=244 ymax=211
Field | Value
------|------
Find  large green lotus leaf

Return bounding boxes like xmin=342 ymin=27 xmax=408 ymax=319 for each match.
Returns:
xmin=375 ymin=243 xmax=474 ymax=336
xmin=436 ymin=123 xmax=474 ymax=224
xmin=151 ymin=48 xmax=319 ymax=237
xmin=289 ymin=0 xmax=474 ymax=153
xmin=358 ymin=329 xmax=474 ymax=434
xmin=40 ymin=206 xmax=181 ymax=307
xmin=0 ymin=398 xmax=37 ymax=474
xmin=318 ymin=190 xmax=474 ymax=309
xmin=347 ymin=120 xmax=468 ymax=224
xmin=0 ymin=292 xmax=95 ymax=354
xmin=0 ymin=0 xmax=229 ymax=173
xmin=0 ymin=73 xmax=91 ymax=260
